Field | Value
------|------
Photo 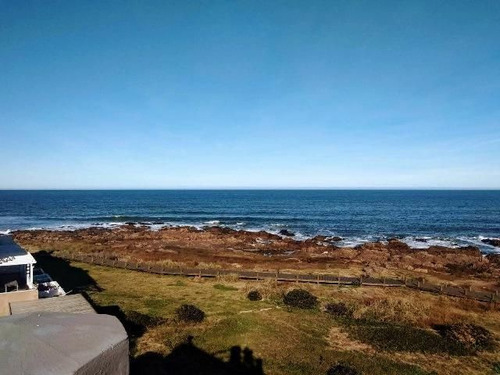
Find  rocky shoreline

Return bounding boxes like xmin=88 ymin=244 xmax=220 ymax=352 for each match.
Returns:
xmin=11 ymin=225 xmax=500 ymax=286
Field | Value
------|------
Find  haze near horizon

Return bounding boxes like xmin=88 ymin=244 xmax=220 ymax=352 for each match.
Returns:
xmin=1 ymin=1 xmax=499 ymax=189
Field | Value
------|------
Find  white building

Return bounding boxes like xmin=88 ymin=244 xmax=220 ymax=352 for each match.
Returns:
xmin=0 ymin=235 xmax=38 ymax=315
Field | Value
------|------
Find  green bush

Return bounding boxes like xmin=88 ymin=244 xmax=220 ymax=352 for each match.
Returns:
xmin=325 ymin=302 xmax=352 ymax=318
xmin=247 ymin=290 xmax=263 ymax=301
xmin=283 ymin=289 xmax=318 ymax=309
xmin=176 ymin=304 xmax=205 ymax=323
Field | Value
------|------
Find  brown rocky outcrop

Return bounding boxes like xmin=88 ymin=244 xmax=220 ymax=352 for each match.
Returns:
xmin=11 ymin=226 xmax=499 ymax=280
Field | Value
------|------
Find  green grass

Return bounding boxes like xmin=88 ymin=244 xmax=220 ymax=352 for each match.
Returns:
xmin=37 ymin=255 xmax=497 ymax=375
xmin=213 ymin=284 xmax=239 ymax=292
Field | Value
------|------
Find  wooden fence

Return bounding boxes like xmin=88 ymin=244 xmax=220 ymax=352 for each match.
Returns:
xmin=57 ymin=251 xmax=499 ymax=304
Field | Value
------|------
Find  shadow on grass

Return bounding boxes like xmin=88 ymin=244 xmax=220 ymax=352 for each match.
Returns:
xmin=33 ymin=251 xmax=265 ymax=374
xmin=132 ymin=336 xmax=265 ymax=375
xmin=33 ymin=250 xmax=101 ymax=292
xmin=33 ymin=251 xmax=169 ymax=356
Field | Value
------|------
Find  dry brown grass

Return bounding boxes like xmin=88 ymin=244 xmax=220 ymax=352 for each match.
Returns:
xmin=323 ymin=286 xmax=500 ymax=329
xmin=136 ymin=322 xmax=207 ymax=355
xmin=327 ymin=326 xmax=375 ymax=353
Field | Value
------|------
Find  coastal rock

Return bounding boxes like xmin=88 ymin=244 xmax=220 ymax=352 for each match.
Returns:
xmin=486 ymin=253 xmax=500 ymax=266
xmin=11 ymin=225 xmax=500 ymax=280
xmin=482 ymin=238 xmax=500 ymax=248
xmin=329 ymin=236 xmax=343 ymax=242
xmin=279 ymin=229 xmax=295 ymax=237
xmin=387 ymin=239 xmax=411 ymax=252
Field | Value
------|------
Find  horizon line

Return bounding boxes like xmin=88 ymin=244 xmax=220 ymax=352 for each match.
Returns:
xmin=1 ymin=187 xmax=500 ymax=191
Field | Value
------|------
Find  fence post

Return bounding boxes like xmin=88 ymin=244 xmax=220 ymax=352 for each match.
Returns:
xmin=359 ymin=276 xmax=363 ymax=286
xmin=317 ymin=274 xmax=320 ymax=285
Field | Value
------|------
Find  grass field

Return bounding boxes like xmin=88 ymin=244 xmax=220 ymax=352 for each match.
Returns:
xmin=34 ymin=252 xmax=500 ymax=375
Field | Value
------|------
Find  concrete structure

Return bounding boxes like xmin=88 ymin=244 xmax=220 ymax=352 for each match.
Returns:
xmin=0 ymin=235 xmax=38 ymax=316
xmin=0 ymin=312 xmax=129 ymax=375
xmin=0 ymin=288 xmax=38 ymax=316
xmin=10 ymin=293 xmax=95 ymax=315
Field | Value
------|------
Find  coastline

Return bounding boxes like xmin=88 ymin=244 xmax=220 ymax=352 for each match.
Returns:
xmin=12 ymin=224 xmax=500 ymax=292
xmin=3 ymin=221 xmax=499 ymax=253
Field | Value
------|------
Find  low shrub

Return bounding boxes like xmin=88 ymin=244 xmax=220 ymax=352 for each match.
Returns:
xmin=346 ymin=320 xmax=468 ymax=355
xmin=247 ymin=290 xmax=263 ymax=301
xmin=327 ymin=363 xmax=360 ymax=375
xmin=433 ymin=323 xmax=495 ymax=353
xmin=283 ymin=289 xmax=318 ymax=309
xmin=325 ymin=302 xmax=352 ymax=318
xmin=176 ymin=304 xmax=205 ymax=323
xmin=242 ymin=279 xmax=284 ymax=303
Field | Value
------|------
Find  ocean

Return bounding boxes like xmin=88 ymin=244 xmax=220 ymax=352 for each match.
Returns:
xmin=0 ymin=190 xmax=499 ymax=252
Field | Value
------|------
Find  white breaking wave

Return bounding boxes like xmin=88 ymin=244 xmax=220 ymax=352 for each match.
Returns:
xmin=401 ymin=236 xmax=459 ymax=249
xmin=203 ymin=220 xmax=220 ymax=226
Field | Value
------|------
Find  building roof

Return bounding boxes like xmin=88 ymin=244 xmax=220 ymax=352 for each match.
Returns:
xmin=0 ymin=312 xmax=129 ymax=375
xmin=10 ymin=294 xmax=95 ymax=315
xmin=0 ymin=235 xmax=36 ymax=266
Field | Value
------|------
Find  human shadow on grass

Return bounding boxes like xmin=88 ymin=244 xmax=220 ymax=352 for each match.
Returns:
xmin=132 ymin=336 xmax=265 ymax=375
xmin=33 ymin=250 xmax=101 ymax=292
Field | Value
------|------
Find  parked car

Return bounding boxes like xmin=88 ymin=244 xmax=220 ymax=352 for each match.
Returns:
xmin=34 ymin=273 xmax=52 ymax=284
xmin=38 ymin=281 xmax=66 ymax=298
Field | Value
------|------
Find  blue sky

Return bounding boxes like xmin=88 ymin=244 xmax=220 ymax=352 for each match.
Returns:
xmin=1 ymin=0 xmax=499 ymax=189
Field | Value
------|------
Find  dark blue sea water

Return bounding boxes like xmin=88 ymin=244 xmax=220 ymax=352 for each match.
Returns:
xmin=0 ymin=190 xmax=499 ymax=252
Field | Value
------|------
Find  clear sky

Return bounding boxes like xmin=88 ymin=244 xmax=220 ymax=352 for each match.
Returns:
xmin=1 ymin=1 xmax=499 ymax=189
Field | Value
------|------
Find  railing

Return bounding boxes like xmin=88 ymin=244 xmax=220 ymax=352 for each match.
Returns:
xmin=56 ymin=251 xmax=500 ymax=304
